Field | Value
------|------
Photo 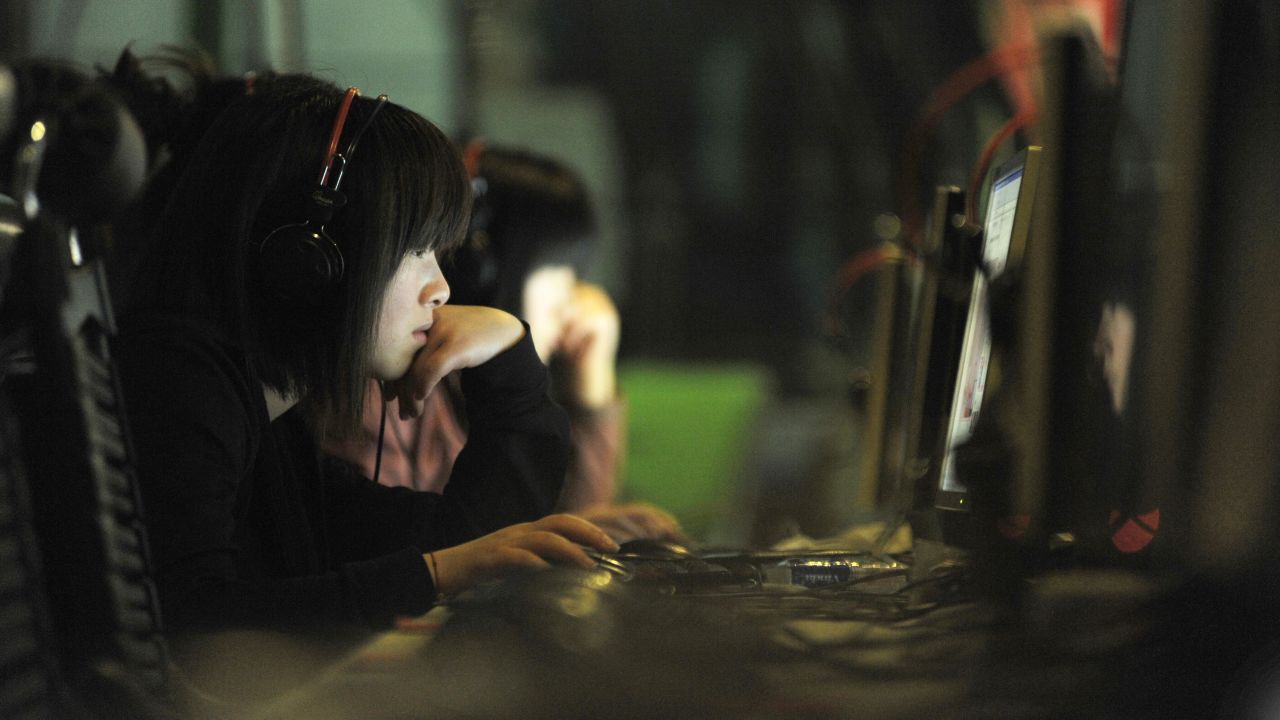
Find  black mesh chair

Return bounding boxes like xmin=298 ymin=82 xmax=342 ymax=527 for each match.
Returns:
xmin=1 ymin=75 xmax=171 ymax=717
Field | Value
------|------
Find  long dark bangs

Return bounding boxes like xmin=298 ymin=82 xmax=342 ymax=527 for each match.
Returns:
xmin=317 ymin=101 xmax=472 ymax=431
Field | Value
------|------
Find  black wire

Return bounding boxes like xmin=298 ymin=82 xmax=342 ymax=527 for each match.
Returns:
xmin=341 ymin=94 xmax=388 ymax=160
xmin=330 ymin=94 xmax=389 ymax=192
xmin=373 ymin=380 xmax=387 ymax=485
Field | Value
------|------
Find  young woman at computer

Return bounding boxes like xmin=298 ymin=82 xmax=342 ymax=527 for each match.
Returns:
xmin=112 ymin=72 xmax=618 ymax=654
xmin=322 ymin=142 xmax=684 ymax=542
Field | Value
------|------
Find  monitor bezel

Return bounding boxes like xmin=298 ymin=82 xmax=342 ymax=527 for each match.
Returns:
xmin=933 ymin=145 xmax=1043 ymax=513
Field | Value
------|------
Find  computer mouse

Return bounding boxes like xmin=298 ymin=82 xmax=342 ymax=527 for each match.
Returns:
xmin=616 ymin=538 xmax=695 ymax=558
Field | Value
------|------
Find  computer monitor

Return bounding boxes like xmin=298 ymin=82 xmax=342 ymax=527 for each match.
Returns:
xmin=875 ymin=184 xmax=982 ymax=531
xmin=901 ymin=186 xmax=968 ymax=512
xmin=1105 ymin=0 xmax=1280 ymax=573
xmin=1029 ymin=24 xmax=1131 ymax=560
xmin=933 ymin=147 xmax=1042 ymax=514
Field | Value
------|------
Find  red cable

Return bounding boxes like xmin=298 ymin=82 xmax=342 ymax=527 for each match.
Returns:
xmin=965 ymin=108 xmax=1038 ymax=223
xmin=318 ymin=86 xmax=359 ymax=186
xmin=825 ymin=243 xmax=911 ymax=336
xmin=896 ymin=43 xmax=1040 ymax=248
xmin=833 ymin=244 xmax=901 ymax=296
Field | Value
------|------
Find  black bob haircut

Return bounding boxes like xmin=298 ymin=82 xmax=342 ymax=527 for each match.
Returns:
xmin=129 ymin=74 xmax=471 ymax=428
xmin=446 ymin=144 xmax=596 ymax=315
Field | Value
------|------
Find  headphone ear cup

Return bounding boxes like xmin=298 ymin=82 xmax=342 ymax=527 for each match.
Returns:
xmin=256 ymin=223 xmax=345 ymax=301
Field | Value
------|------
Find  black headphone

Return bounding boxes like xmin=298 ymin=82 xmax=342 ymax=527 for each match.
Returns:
xmin=257 ymin=86 xmax=387 ymax=300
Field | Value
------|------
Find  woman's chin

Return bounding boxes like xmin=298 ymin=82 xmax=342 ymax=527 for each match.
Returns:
xmin=370 ymin=347 xmax=422 ymax=384
xmin=369 ymin=362 xmax=410 ymax=385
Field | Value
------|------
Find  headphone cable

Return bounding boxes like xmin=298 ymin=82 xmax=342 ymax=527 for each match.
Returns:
xmin=373 ymin=380 xmax=387 ymax=485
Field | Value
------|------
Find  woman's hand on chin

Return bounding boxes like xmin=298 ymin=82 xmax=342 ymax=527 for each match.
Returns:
xmin=383 ymin=305 xmax=524 ymax=418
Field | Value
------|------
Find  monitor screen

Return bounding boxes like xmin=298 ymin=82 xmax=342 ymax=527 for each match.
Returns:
xmin=935 ymin=148 xmax=1041 ymax=509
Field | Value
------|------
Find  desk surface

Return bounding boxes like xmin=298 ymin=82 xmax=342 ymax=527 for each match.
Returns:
xmin=242 ymin=567 xmax=1276 ymax=720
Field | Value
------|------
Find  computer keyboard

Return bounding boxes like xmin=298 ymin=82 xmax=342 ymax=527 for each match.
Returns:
xmin=588 ymin=547 xmax=910 ymax=595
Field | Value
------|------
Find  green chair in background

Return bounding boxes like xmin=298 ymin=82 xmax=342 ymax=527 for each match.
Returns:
xmin=617 ymin=361 xmax=774 ymax=541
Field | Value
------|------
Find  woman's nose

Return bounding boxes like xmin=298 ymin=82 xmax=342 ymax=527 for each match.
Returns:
xmin=421 ymin=275 xmax=450 ymax=308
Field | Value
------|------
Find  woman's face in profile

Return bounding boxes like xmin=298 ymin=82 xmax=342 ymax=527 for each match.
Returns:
xmin=371 ymin=250 xmax=451 ymax=380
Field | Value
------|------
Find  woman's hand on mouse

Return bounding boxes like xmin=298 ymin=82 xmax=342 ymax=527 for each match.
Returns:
xmin=572 ymin=502 xmax=688 ymax=544
xmin=425 ymin=514 xmax=620 ymax=596
xmin=384 ymin=305 xmax=524 ymax=419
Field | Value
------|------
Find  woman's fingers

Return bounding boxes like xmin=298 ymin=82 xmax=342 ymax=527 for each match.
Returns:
xmin=533 ymin=513 xmax=619 ymax=552
xmin=596 ymin=516 xmax=645 ymax=543
xmin=379 ymin=306 xmax=526 ymax=417
xmin=515 ymin=530 xmax=597 ymax=570
xmin=390 ymin=306 xmax=526 ymax=408
xmin=573 ymin=504 xmax=687 ymax=543
xmin=494 ymin=546 xmax=552 ymax=571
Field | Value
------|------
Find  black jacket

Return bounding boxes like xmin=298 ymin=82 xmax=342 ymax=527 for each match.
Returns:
xmin=115 ymin=312 xmax=569 ymax=636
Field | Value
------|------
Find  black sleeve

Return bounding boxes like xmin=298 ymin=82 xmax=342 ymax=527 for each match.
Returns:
xmin=118 ymin=317 xmax=568 ymax=637
xmin=321 ymin=327 xmax=571 ymax=558
xmin=116 ymin=319 xmax=438 ymax=634
xmin=447 ymin=326 xmax=571 ymax=531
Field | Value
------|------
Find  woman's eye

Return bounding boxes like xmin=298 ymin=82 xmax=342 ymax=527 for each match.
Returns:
xmin=410 ymin=249 xmax=428 ymax=259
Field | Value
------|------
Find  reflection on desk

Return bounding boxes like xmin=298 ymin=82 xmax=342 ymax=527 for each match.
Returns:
xmin=246 ymin=566 xmax=1275 ymax=720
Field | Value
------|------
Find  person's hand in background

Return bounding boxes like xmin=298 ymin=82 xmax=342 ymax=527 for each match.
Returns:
xmin=558 ymin=282 xmax=620 ymax=410
xmin=574 ymin=502 xmax=688 ymax=544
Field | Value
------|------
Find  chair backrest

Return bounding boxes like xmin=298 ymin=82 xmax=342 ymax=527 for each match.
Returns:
xmin=1 ymin=208 xmax=169 ymax=715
